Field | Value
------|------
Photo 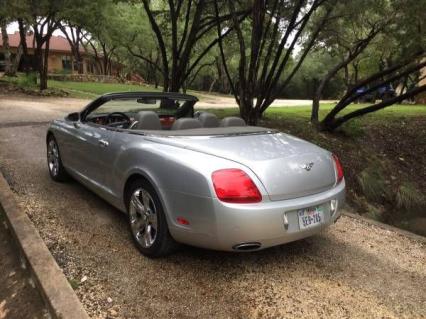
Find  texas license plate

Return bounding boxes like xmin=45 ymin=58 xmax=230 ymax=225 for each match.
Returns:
xmin=298 ymin=206 xmax=323 ymax=230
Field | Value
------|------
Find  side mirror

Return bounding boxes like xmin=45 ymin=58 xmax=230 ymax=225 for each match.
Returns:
xmin=66 ymin=112 xmax=80 ymax=122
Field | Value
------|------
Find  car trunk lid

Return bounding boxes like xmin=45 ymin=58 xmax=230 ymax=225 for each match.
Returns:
xmin=150 ymin=132 xmax=337 ymax=201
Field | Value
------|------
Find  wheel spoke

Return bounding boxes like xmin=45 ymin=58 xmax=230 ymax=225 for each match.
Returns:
xmin=131 ymin=194 xmax=144 ymax=213
xmin=141 ymin=190 xmax=150 ymax=210
xmin=148 ymin=213 xmax=157 ymax=228
xmin=130 ymin=215 xmax=144 ymax=231
xmin=144 ymin=225 xmax=153 ymax=246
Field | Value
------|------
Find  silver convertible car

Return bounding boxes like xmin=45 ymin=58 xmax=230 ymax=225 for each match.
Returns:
xmin=46 ymin=92 xmax=345 ymax=257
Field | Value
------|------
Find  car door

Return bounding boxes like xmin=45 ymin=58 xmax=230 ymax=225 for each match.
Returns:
xmin=64 ymin=122 xmax=115 ymax=190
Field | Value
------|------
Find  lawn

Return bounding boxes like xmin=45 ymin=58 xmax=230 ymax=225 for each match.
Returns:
xmin=206 ymin=103 xmax=426 ymax=123
xmin=48 ymin=80 xmax=160 ymax=98
xmin=48 ymin=79 xmax=229 ymax=100
xmin=1 ymin=73 xmax=227 ymax=99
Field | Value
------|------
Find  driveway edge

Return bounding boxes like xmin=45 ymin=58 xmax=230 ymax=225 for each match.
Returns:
xmin=0 ymin=172 xmax=90 ymax=319
xmin=343 ymin=212 xmax=426 ymax=244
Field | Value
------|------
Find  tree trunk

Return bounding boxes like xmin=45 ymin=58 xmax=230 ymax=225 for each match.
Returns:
xmin=311 ymin=91 xmax=321 ymax=123
xmin=208 ymin=78 xmax=217 ymax=93
xmin=39 ymin=38 xmax=50 ymax=90
xmin=10 ymin=44 xmax=23 ymax=75
xmin=1 ymin=22 xmax=13 ymax=76
xmin=34 ymin=44 xmax=42 ymax=85
xmin=344 ymin=64 xmax=350 ymax=91
xmin=18 ymin=19 xmax=30 ymax=73
xmin=75 ymin=51 xmax=83 ymax=74
xmin=311 ymin=76 xmax=329 ymax=123
xmin=239 ymin=100 xmax=260 ymax=125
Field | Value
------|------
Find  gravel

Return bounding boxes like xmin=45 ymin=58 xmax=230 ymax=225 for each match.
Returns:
xmin=0 ymin=95 xmax=425 ymax=318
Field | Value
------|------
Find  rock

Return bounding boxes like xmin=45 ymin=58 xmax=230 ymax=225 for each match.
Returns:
xmin=108 ymin=309 xmax=118 ymax=317
xmin=80 ymin=275 xmax=88 ymax=283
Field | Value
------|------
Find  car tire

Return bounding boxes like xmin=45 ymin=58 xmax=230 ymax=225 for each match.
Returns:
xmin=126 ymin=178 xmax=178 ymax=257
xmin=46 ymin=135 xmax=69 ymax=182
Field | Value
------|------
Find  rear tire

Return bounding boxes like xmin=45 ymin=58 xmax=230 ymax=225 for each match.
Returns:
xmin=46 ymin=135 xmax=69 ymax=182
xmin=126 ymin=178 xmax=178 ymax=257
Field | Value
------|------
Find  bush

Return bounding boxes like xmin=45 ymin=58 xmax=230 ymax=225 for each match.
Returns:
xmin=396 ymin=182 xmax=426 ymax=213
xmin=17 ymin=72 xmax=38 ymax=88
xmin=357 ymin=163 xmax=390 ymax=202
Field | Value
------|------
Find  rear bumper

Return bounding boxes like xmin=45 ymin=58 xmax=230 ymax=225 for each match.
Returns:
xmin=169 ymin=180 xmax=345 ymax=251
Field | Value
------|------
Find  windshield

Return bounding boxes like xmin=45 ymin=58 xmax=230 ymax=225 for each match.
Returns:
xmin=88 ymin=97 xmax=194 ymax=117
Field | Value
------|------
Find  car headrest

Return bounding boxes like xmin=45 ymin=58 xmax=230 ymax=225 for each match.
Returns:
xmin=133 ymin=111 xmax=162 ymax=130
xmin=171 ymin=118 xmax=202 ymax=130
xmin=197 ymin=112 xmax=220 ymax=128
xmin=220 ymin=116 xmax=246 ymax=127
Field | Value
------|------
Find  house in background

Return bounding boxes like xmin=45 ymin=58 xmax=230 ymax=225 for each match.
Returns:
xmin=0 ymin=32 xmax=120 ymax=75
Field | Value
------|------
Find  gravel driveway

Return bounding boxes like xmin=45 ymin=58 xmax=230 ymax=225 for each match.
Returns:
xmin=0 ymin=94 xmax=425 ymax=318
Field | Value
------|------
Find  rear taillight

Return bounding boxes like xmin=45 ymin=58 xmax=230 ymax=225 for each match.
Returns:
xmin=332 ymin=154 xmax=344 ymax=183
xmin=212 ymin=169 xmax=262 ymax=203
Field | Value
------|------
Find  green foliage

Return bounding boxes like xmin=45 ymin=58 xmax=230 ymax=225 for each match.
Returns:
xmin=396 ymin=182 xmax=426 ymax=213
xmin=48 ymin=80 xmax=159 ymax=96
xmin=282 ymin=50 xmax=346 ymax=99
xmin=17 ymin=72 xmax=37 ymax=87
xmin=51 ymin=69 xmax=72 ymax=75
xmin=357 ymin=162 xmax=390 ymax=202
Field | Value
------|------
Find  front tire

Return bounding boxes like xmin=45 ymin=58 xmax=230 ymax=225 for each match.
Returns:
xmin=47 ymin=135 xmax=68 ymax=182
xmin=126 ymin=179 xmax=177 ymax=257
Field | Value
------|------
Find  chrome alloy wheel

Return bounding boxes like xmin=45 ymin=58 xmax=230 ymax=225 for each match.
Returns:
xmin=129 ymin=188 xmax=158 ymax=248
xmin=47 ymin=139 xmax=60 ymax=176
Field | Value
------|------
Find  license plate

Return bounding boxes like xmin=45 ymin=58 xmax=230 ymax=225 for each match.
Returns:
xmin=298 ymin=206 xmax=323 ymax=230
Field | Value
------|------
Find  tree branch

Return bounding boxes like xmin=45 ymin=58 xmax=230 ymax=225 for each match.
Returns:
xmin=325 ymin=85 xmax=426 ymax=130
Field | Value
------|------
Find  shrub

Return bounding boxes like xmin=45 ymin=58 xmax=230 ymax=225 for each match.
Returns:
xmin=17 ymin=72 xmax=38 ymax=88
xmin=396 ymin=182 xmax=426 ymax=213
xmin=357 ymin=164 xmax=390 ymax=202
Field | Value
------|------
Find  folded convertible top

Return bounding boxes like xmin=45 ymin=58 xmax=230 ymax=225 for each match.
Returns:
xmin=134 ymin=126 xmax=276 ymax=137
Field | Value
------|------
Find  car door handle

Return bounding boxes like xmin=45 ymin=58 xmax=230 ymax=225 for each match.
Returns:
xmin=98 ymin=139 xmax=109 ymax=147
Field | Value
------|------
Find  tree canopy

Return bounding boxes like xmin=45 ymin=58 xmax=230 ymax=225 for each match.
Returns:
xmin=1 ymin=0 xmax=425 ymax=127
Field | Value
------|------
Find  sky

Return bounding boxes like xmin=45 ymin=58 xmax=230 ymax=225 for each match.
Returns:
xmin=7 ymin=21 xmax=68 ymax=37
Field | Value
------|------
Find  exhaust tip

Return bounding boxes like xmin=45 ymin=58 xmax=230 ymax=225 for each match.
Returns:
xmin=232 ymin=242 xmax=261 ymax=251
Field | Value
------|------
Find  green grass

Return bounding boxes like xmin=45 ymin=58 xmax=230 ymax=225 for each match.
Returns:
xmin=48 ymin=80 xmax=230 ymax=100
xmin=47 ymin=80 xmax=161 ymax=98
xmin=266 ymin=103 xmax=426 ymax=120
xmin=205 ymin=103 xmax=426 ymax=123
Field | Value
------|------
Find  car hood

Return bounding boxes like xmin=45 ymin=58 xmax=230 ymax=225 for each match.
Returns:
xmin=149 ymin=132 xmax=337 ymax=201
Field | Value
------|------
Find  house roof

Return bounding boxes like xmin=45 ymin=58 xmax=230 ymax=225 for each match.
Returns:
xmin=0 ymin=32 xmax=85 ymax=54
